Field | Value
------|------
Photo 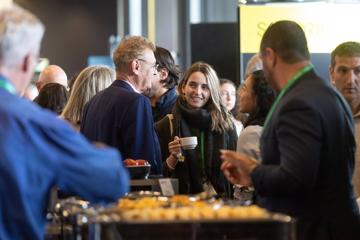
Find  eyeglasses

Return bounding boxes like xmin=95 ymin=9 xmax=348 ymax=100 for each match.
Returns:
xmin=138 ymin=58 xmax=159 ymax=73
xmin=221 ymin=91 xmax=236 ymax=97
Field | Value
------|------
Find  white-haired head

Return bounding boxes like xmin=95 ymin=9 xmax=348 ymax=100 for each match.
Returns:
xmin=0 ymin=4 xmax=45 ymax=93
xmin=244 ymin=53 xmax=263 ymax=78
xmin=0 ymin=4 xmax=44 ymax=69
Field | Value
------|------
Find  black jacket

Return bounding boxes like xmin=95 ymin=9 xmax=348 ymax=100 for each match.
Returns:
xmin=252 ymin=69 xmax=360 ymax=239
xmin=155 ymin=99 xmax=237 ymax=197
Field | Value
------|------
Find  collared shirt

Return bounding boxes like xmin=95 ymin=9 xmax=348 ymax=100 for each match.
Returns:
xmin=353 ymin=108 xmax=360 ymax=198
xmin=81 ymin=80 xmax=163 ymax=174
xmin=0 ymin=87 xmax=129 ymax=240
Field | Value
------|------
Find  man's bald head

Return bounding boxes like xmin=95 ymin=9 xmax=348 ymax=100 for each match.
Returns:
xmin=36 ymin=65 xmax=68 ymax=91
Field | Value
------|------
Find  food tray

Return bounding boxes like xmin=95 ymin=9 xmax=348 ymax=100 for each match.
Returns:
xmin=56 ymin=197 xmax=295 ymax=240
xmin=85 ymin=215 xmax=294 ymax=240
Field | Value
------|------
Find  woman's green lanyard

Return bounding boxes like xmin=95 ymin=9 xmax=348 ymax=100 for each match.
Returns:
xmin=263 ymin=64 xmax=313 ymax=131
xmin=0 ymin=77 xmax=16 ymax=94
xmin=200 ymin=131 xmax=205 ymax=178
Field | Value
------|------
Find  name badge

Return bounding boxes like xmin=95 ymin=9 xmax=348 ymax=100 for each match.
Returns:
xmin=159 ymin=179 xmax=175 ymax=196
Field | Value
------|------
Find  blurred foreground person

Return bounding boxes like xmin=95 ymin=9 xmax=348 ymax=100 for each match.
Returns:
xmin=0 ymin=5 xmax=129 ymax=239
xmin=221 ymin=20 xmax=360 ymax=240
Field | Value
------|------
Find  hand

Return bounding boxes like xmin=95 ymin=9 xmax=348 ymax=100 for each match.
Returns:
xmin=220 ymin=150 xmax=259 ymax=187
xmin=168 ymin=136 xmax=182 ymax=158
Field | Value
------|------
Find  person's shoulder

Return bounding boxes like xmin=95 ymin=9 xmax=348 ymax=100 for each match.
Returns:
xmin=113 ymin=82 xmax=144 ymax=100
xmin=297 ymin=71 xmax=331 ymax=93
xmin=2 ymin=95 xmax=70 ymax=131
xmin=155 ymin=114 xmax=171 ymax=128
xmin=286 ymin=72 xmax=334 ymax=104
xmin=241 ymin=125 xmax=262 ymax=137
xmin=128 ymin=92 xmax=151 ymax=108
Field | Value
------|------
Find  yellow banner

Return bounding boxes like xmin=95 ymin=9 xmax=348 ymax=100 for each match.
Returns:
xmin=240 ymin=3 xmax=360 ymax=53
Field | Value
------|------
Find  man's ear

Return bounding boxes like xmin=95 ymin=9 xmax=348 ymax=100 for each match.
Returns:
xmin=21 ymin=53 xmax=32 ymax=73
xmin=329 ymin=65 xmax=335 ymax=85
xmin=131 ymin=59 xmax=141 ymax=75
xmin=265 ymin=47 xmax=277 ymax=68
xmin=22 ymin=53 xmax=38 ymax=81
xmin=35 ymin=81 xmax=41 ymax=91
xmin=159 ymin=68 xmax=169 ymax=81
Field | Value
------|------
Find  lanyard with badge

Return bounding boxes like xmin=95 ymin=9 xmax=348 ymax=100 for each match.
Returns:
xmin=262 ymin=64 xmax=314 ymax=131
xmin=0 ymin=76 xmax=16 ymax=94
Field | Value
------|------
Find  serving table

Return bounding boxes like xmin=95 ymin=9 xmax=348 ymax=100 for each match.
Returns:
xmin=130 ymin=178 xmax=179 ymax=195
xmin=54 ymin=197 xmax=295 ymax=240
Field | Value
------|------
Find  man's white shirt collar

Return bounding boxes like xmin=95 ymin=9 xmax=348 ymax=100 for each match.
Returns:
xmin=122 ymin=80 xmax=140 ymax=93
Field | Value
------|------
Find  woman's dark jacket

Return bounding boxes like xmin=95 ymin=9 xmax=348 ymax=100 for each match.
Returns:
xmin=155 ymin=98 xmax=238 ymax=197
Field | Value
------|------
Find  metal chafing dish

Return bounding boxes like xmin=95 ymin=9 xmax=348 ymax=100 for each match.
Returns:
xmin=86 ymin=210 xmax=293 ymax=240
xmin=56 ymin=194 xmax=295 ymax=240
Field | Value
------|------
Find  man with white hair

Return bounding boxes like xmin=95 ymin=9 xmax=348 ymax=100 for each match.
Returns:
xmin=36 ymin=64 xmax=68 ymax=91
xmin=81 ymin=36 xmax=163 ymax=174
xmin=0 ymin=4 xmax=129 ymax=239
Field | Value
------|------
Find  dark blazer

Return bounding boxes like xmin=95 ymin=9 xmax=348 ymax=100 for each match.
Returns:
xmin=80 ymin=80 xmax=162 ymax=174
xmin=252 ymin=69 xmax=360 ymax=239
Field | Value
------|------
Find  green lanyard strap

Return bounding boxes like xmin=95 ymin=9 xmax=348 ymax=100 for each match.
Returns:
xmin=263 ymin=64 xmax=313 ymax=131
xmin=0 ymin=77 xmax=16 ymax=94
xmin=200 ymin=131 xmax=205 ymax=177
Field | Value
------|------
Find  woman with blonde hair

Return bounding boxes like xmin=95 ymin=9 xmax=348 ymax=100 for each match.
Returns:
xmin=155 ymin=62 xmax=237 ymax=197
xmin=220 ymin=78 xmax=243 ymax=136
xmin=61 ymin=65 xmax=115 ymax=131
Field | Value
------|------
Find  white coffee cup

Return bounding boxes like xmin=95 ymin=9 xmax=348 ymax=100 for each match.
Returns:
xmin=179 ymin=136 xmax=198 ymax=150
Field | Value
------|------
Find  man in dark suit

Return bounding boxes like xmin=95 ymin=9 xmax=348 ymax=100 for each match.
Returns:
xmin=221 ymin=20 xmax=360 ymax=240
xmin=81 ymin=36 xmax=162 ymax=174
xmin=329 ymin=42 xmax=360 ymax=199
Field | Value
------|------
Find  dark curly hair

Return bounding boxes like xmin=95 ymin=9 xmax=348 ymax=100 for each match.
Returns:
xmin=155 ymin=46 xmax=181 ymax=89
xmin=244 ymin=70 xmax=275 ymax=127
xmin=36 ymin=83 xmax=69 ymax=115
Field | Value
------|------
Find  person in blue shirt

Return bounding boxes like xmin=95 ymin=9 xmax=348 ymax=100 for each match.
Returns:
xmin=0 ymin=5 xmax=129 ymax=240
xmin=80 ymin=36 xmax=163 ymax=174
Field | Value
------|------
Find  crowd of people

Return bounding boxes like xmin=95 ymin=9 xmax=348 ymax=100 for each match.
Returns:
xmin=1 ymin=3 xmax=360 ymax=240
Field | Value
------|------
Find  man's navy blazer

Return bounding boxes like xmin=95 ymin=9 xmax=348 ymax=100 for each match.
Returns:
xmin=80 ymin=80 xmax=162 ymax=174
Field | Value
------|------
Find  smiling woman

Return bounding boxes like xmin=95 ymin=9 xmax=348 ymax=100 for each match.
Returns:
xmin=182 ymin=71 xmax=210 ymax=109
xmin=155 ymin=61 xmax=238 ymax=198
